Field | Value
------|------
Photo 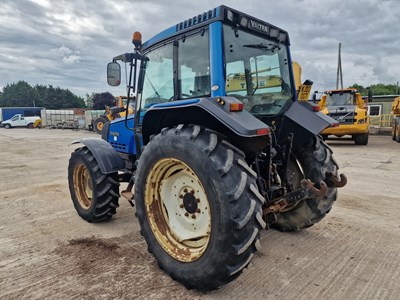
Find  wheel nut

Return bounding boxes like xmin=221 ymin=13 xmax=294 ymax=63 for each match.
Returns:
xmin=190 ymin=190 xmax=195 ymax=194
xmin=179 ymin=194 xmax=183 ymax=198
xmin=191 ymin=214 xmax=196 ymax=219
xmin=180 ymin=204 xmax=184 ymax=208
xmin=185 ymin=212 xmax=189 ymax=217
xmin=184 ymin=188 xmax=188 ymax=193
xmin=196 ymin=198 xmax=200 ymax=203
xmin=196 ymin=208 xmax=201 ymax=213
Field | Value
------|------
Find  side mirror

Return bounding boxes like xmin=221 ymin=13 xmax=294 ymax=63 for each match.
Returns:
xmin=107 ymin=62 xmax=121 ymax=86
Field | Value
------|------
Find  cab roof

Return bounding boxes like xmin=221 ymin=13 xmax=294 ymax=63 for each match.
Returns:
xmin=142 ymin=5 xmax=290 ymax=50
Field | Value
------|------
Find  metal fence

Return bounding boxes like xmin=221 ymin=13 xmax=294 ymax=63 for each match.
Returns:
xmin=369 ymin=114 xmax=393 ymax=127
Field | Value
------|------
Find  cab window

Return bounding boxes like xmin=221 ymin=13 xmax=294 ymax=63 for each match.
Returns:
xmin=141 ymin=44 xmax=174 ymax=110
xmin=178 ymin=32 xmax=210 ymax=99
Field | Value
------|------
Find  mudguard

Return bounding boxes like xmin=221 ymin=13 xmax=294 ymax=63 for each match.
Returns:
xmin=279 ymin=101 xmax=338 ymax=149
xmin=142 ymin=97 xmax=270 ymax=144
xmin=72 ymin=138 xmax=124 ymax=174
xmin=285 ymin=101 xmax=337 ymax=135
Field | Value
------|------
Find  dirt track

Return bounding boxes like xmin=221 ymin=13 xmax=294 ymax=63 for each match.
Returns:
xmin=0 ymin=128 xmax=399 ymax=300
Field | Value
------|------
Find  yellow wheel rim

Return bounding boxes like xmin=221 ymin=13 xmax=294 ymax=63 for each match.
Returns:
xmin=145 ymin=158 xmax=211 ymax=262
xmin=73 ymin=163 xmax=93 ymax=209
xmin=97 ymin=122 xmax=104 ymax=131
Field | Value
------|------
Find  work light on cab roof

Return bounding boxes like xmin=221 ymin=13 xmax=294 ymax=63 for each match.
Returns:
xmin=132 ymin=31 xmax=142 ymax=49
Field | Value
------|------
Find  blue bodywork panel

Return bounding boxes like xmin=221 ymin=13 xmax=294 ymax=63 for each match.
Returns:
xmin=209 ymin=22 xmax=225 ymax=97
xmin=108 ymin=100 xmax=202 ymax=154
xmin=107 ymin=116 xmax=136 ymax=154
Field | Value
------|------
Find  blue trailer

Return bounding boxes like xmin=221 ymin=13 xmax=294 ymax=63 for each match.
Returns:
xmin=0 ymin=107 xmax=44 ymax=124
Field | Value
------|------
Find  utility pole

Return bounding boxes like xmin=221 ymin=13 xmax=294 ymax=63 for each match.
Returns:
xmin=336 ymin=43 xmax=343 ymax=89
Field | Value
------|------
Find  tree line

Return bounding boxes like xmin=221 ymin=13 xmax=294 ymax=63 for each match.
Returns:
xmin=349 ymin=83 xmax=399 ymax=96
xmin=0 ymin=81 xmax=117 ymax=110
xmin=1 ymin=80 xmax=398 ymax=110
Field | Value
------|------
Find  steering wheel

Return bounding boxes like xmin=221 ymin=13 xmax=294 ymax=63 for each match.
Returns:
xmin=251 ymin=101 xmax=282 ymax=113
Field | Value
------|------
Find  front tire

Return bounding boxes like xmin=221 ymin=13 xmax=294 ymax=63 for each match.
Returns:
xmin=68 ymin=147 xmax=120 ymax=222
xmin=4 ymin=124 xmax=11 ymax=129
xmin=353 ymin=133 xmax=369 ymax=145
xmin=135 ymin=125 xmax=265 ymax=290
xmin=273 ymin=136 xmax=338 ymax=231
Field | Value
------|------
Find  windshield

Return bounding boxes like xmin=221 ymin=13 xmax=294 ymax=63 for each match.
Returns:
xmin=325 ymin=93 xmax=354 ymax=106
xmin=141 ymin=44 xmax=174 ymax=110
xmin=223 ymin=25 xmax=293 ymax=115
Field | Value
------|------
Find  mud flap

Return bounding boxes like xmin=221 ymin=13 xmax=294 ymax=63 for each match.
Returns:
xmin=72 ymin=138 xmax=124 ymax=174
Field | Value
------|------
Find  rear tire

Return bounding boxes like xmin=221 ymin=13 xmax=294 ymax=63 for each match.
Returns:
xmin=135 ymin=125 xmax=265 ymax=290
xmin=392 ymin=124 xmax=396 ymax=141
xmin=93 ymin=117 xmax=108 ymax=134
xmin=4 ymin=124 xmax=11 ymax=129
xmin=273 ymin=136 xmax=338 ymax=231
xmin=396 ymin=129 xmax=400 ymax=143
xmin=353 ymin=133 xmax=369 ymax=145
xmin=68 ymin=147 xmax=120 ymax=222
xmin=395 ymin=119 xmax=400 ymax=143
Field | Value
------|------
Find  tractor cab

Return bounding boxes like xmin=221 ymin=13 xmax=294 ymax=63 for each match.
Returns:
xmin=106 ymin=6 xmax=332 ymax=155
xmin=137 ymin=7 xmax=294 ymax=116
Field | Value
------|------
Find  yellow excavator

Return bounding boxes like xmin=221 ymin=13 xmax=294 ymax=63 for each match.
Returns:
xmin=93 ymin=96 xmax=134 ymax=134
xmin=391 ymin=96 xmax=400 ymax=142
xmin=292 ymin=61 xmax=313 ymax=101
xmin=318 ymin=88 xmax=369 ymax=145
xmin=225 ymin=61 xmax=313 ymax=100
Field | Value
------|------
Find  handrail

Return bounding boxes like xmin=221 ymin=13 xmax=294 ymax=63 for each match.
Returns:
xmin=369 ymin=114 xmax=393 ymax=127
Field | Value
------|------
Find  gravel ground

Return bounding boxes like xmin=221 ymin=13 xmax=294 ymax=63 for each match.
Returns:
xmin=0 ymin=128 xmax=399 ymax=300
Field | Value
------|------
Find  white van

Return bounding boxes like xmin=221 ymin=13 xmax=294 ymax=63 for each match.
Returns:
xmin=2 ymin=114 xmax=41 ymax=129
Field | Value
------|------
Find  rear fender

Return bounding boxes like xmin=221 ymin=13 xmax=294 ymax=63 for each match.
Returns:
xmin=279 ymin=101 xmax=337 ymax=149
xmin=142 ymin=97 xmax=270 ymax=146
xmin=72 ymin=138 xmax=124 ymax=174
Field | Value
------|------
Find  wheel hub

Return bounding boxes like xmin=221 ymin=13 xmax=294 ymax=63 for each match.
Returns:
xmin=144 ymin=158 xmax=211 ymax=262
xmin=183 ymin=192 xmax=198 ymax=214
xmin=73 ymin=163 xmax=93 ymax=209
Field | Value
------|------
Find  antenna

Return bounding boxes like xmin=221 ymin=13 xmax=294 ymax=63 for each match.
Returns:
xmin=336 ymin=43 xmax=343 ymax=89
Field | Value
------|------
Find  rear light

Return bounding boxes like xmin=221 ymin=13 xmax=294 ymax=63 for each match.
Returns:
xmin=312 ymin=105 xmax=320 ymax=112
xmin=256 ymin=128 xmax=270 ymax=135
xmin=229 ymin=103 xmax=244 ymax=111
xmin=331 ymin=122 xmax=339 ymax=127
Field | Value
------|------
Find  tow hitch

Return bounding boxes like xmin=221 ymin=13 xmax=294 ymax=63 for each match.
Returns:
xmin=326 ymin=172 xmax=347 ymax=188
xmin=264 ymin=179 xmax=328 ymax=215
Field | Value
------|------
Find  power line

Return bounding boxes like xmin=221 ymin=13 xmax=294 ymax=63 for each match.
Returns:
xmin=341 ymin=51 xmax=393 ymax=81
xmin=340 ymin=45 xmax=396 ymax=83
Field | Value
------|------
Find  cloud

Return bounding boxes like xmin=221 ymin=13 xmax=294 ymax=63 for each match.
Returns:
xmin=0 ymin=0 xmax=399 ymax=97
xmin=63 ymin=54 xmax=81 ymax=64
xmin=51 ymin=45 xmax=81 ymax=64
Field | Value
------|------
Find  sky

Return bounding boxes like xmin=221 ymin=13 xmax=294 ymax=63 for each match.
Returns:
xmin=1 ymin=0 xmax=400 ymax=98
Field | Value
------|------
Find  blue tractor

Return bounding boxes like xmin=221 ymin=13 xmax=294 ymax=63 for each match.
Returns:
xmin=68 ymin=6 xmax=347 ymax=290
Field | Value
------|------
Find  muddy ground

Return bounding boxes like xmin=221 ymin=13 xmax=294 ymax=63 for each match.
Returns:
xmin=0 ymin=128 xmax=399 ymax=300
